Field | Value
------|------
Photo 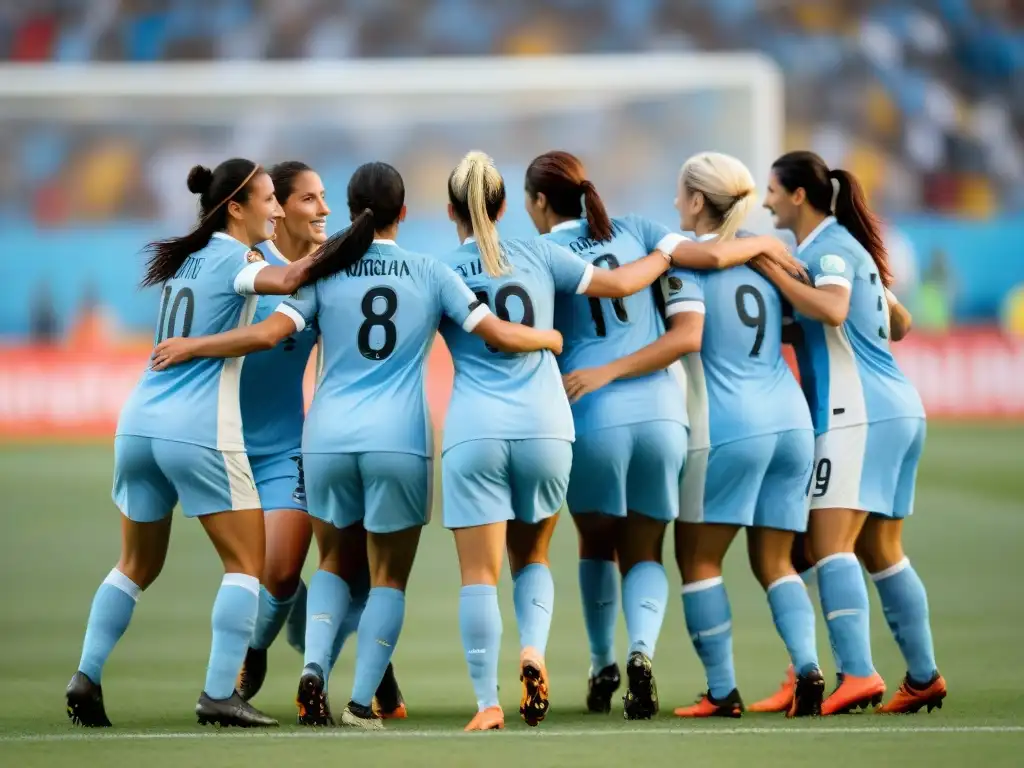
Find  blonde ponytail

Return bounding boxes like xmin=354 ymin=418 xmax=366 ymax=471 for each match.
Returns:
xmin=448 ymin=150 xmax=509 ymax=277
xmin=680 ymin=152 xmax=757 ymax=241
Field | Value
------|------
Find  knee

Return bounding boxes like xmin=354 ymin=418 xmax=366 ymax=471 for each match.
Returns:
xmin=576 ymin=524 xmax=616 ymax=561
xmin=116 ymin=557 xmax=162 ymax=592
xmin=262 ymin=561 xmax=303 ymax=599
xmin=856 ymin=537 xmax=905 ymax=575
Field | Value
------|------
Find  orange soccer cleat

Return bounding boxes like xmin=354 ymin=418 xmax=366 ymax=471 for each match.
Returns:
xmin=673 ymin=689 xmax=744 ymax=718
xmin=821 ymin=672 xmax=886 ymax=716
xmin=876 ymin=673 xmax=946 ymax=714
xmin=372 ymin=662 xmax=407 ymax=719
xmin=519 ymin=647 xmax=550 ymax=727
xmin=464 ymin=705 xmax=505 ymax=731
xmin=748 ymin=665 xmax=795 ymax=713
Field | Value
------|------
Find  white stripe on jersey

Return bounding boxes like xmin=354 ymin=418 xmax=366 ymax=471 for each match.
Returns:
xmin=665 ymin=300 xmax=706 ymax=317
xmin=216 ymin=294 xmax=259 ymax=451
xmin=683 ymin=353 xmax=710 ymax=451
xmin=823 ymin=325 xmax=867 ymax=430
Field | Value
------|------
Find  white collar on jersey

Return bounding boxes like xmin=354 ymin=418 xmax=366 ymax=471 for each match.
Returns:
xmin=550 ymin=219 xmax=584 ymax=233
xmin=262 ymin=240 xmax=288 ymax=264
xmin=212 ymin=231 xmax=247 ymax=248
xmin=462 ymin=236 xmax=476 ymax=245
xmin=695 ymin=232 xmax=719 ymax=242
xmin=797 ymin=215 xmax=836 ymax=255
xmin=372 ymin=238 xmax=397 ymax=246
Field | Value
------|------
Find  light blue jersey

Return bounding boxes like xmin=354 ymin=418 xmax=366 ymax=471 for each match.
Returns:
xmin=238 ymin=241 xmax=318 ymax=457
xmin=438 ymin=237 xmax=591 ymax=451
xmin=792 ymin=217 xmax=925 ymax=435
xmin=545 ymin=215 xmax=687 ymax=433
xmin=666 ymin=252 xmax=811 ymax=450
xmin=117 ymin=232 xmax=271 ymax=451
xmin=284 ymin=240 xmax=487 ymax=456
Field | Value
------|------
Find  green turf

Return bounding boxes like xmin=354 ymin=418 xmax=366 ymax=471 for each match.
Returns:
xmin=1 ymin=424 xmax=1023 ymax=767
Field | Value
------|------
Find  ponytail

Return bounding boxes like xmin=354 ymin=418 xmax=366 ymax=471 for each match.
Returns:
xmin=717 ymin=190 xmax=757 ymax=241
xmin=580 ymin=180 xmax=613 ymax=242
xmin=305 ymin=208 xmax=375 ymax=282
xmin=448 ymin=150 xmax=508 ymax=277
xmin=829 ymin=169 xmax=892 ymax=287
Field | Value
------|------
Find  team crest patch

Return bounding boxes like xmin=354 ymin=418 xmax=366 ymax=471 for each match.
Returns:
xmin=667 ymin=276 xmax=683 ymax=294
xmin=246 ymin=249 xmax=265 ymax=263
xmin=820 ymin=254 xmax=846 ymax=274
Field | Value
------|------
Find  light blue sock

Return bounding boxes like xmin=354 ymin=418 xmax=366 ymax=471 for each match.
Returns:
xmin=816 ymin=553 xmax=874 ymax=678
xmin=285 ymin=579 xmax=307 ymax=654
xmin=328 ymin=583 xmax=368 ymax=674
xmin=204 ymin=573 xmax=260 ymax=700
xmin=351 ymin=587 xmax=405 ymax=707
xmin=459 ymin=584 xmax=501 ymax=711
xmin=682 ymin=576 xmax=736 ymax=699
xmin=512 ymin=563 xmax=554 ymax=654
xmin=251 ymin=586 xmax=297 ymax=651
xmin=78 ymin=569 xmax=140 ymax=683
xmin=622 ymin=561 xmax=668 ymax=658
xmin=802 ymin=567 xmax=842 ymax=675
xmin=303 ymin=570 xmax=351 ymax=675
xmin=767 ymin=575 xmax=819 ymax=676
xmin=871 ymin=558 xmax=937 ymax=684
xmin=579 ymin=559 xmax=618 ymax=671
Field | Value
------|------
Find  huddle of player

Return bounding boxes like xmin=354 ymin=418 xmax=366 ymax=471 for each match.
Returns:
xmin=64 ymin=146 xmax=946 ymax=732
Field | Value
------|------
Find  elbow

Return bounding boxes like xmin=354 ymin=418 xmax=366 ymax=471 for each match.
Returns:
xmin=821 ymin=308 xmax=848 ymax=327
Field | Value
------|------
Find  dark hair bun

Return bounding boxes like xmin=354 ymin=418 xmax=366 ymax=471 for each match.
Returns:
xmin=187 ymin=165 xmax=214 ymax=195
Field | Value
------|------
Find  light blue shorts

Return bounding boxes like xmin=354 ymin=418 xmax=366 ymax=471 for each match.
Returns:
xmin=303 ymin=452 xmax=431 ymax=534
xmin=567 ymin=421 xmax=688 ymax=522
xmin=112 ymin=435 xmax=260 ymax=522
xmin=250 ymin=451 xmax=306 ymax=513
xmin=681 ymin=429 xmax=814 ymax=532
xmin=809 ymin=418 xmax=926 ymax=519
xmin=442 ymin=438 xmax=572 ymax=529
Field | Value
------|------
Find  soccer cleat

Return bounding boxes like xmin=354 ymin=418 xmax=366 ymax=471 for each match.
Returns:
xmin=787 ymin=667 xmax=825 ymax=718
xmin=519 ymin=647 xmax=550 ymax=727
xmin=876 ymin=672 xmax=946 ymax=714
xmin=371 ymin=662 xmax=408 ymax=720
xmin=622 ymin=651 xmax=659 ymax=720
xmin=66 ymin=671 xmax=112 ymax=727
xmin=340 ymin=700 xmax=383 ymax=730
xmin=586 ymin=662 xmax=621 ymax=714
xmin=464 ymin=705 xmax=504 ymax=731
xmin=673 ymin=688 xmax=744 ymax=718
xmin=747 ymin=665 xmax=795 ymax=713
xmin=196 ymin=691 xmax=278 ymax=727
xmin=236 ymin=647 xmax=268 ymax=702
xmin=296 ymin=664 xmax=333 ymax=726
xmin=821 ymin=672 xmax=886 ymax=716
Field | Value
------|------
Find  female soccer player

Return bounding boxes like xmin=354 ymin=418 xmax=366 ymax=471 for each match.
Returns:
xmin=66 ymin=157 xmax=355 ymax=728
xmin=439 ymin=150 xmax=684 ymax=730
xmin=233 ymin=161 xmax=404 ymax=719
xmin=152 ymin=161 xmax=562 ymax=729
xmin=525 ymin=150 xmax=796 ymax=719
xmin=756 ymin=151 xmax=944 ymax=716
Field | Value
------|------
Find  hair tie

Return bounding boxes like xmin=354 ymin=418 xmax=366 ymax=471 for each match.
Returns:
xmin=830 ymin=176 xmax=841 ymax=214
xmin=203 ymin=164 xmax=262 ymax=222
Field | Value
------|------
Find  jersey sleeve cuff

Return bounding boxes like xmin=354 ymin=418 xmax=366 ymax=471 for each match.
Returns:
xmin=665 ymin=299 xmax=705 ymax=317
xmin=575 ymin=263 xmax=595 ymax=294
xmin=233 ymin=262 xmax=269 ymax=295
xmin=655 ymin=232 xmax=686 ymax=255
xmin=814 ymin=275 xmax=852 ymax=290
xmin=462 ymin=303 xmax=491 ymax=332
xmin=274 ymin=303 xmax=306 ymax=333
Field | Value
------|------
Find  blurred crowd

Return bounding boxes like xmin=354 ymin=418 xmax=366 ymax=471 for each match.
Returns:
xmin=2 ymin=0 xmax=1024 ymax=225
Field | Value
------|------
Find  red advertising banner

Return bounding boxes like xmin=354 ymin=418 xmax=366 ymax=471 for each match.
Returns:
xmin=1 ymin=329 xmax=1021 ymax=440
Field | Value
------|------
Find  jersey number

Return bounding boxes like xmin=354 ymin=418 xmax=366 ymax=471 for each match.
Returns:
xmin=735 ymin=285 xmax=766 ymax=357
xmin=872 ymin=274 xmax=888 ymax=340
xmin=475 ymin=284 xmax=535 ymax=353
xmin=156 ymin=286 xmax=195 ymax=342
xmin=588 ymin=253 xmax=629 ymax=336
xmin=811 ymin=457 xmax=832 ymax=498
xmin=358 ymin=286 xmax=398 ymax=361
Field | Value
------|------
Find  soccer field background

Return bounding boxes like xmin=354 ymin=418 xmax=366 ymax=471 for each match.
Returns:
xmin=1 ymin=424 xmax=1022 ymax=767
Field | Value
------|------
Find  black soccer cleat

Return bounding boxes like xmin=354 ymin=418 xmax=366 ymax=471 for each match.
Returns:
xmin=196 ymin=691 xmax=278 ymax=727
xmin=789 ymin=667 xmax=825 ymax=717
xmin=622 ymin=651 xmax=659 ymax=721
xmin=372 ymin=662 xmax=407 ymax=719
xmin=586 ymin=662 xmax=621 ymax=714
xmin=66 ymin=671 xmax=112 ymax=727
xmin=296 ymin=664 xmax=333 ymax=726
xmin=236 ymin=647 xmax=268 ymax=702
xmin=340 ymin=699 xmax=383 ymax=730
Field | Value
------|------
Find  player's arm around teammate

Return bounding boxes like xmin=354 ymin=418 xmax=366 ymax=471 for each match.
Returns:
xmin=67 ymin=158 xmax=360 ymax=729
xmin=758 ymin=152 xmax=942 ymax=716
